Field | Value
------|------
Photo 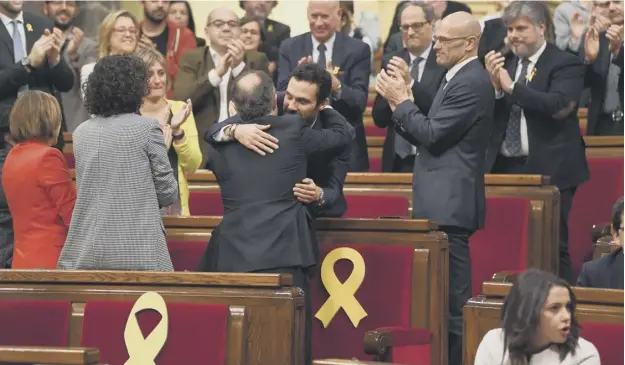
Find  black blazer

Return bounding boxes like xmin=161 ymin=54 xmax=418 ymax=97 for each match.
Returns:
xmin=260 ymin=18 xmax=290 ymax=64
xmin=277 ymin=31 xmax=371 ymax=172
xmin=199 ymin=111 xmax=354 ymax=272
xmin=485 ymin=43 xmax=589 ymax=191
xmin=391 ymin=59 xmax=494 ymax=231
xmin=372 ymin=46 xmax=446 ymax=172
xmin=0 ymin=12 xmax=74 ymax=130
xmin=576 ymin=248 xmax=624 ymax=290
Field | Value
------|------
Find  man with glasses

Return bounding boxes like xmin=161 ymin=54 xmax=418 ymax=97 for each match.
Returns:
xmin=376 ymin=11 xmax=493 ymax=365
xmin=577 ymin=197 xmax=624 ymax=289
xmin=372 ymin=2 xmax=445 ymax=172
xmin=173 ymin=7 xmax=269 ymax=166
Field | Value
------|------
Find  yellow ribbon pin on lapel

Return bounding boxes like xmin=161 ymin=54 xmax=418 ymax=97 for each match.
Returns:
xmin=315 ymin=247 xmax=368 ymax=328
xmin=124 ymin=292 xmax=169 ymax=365
xmin=26 ymin=24 xmax=33 ymax=32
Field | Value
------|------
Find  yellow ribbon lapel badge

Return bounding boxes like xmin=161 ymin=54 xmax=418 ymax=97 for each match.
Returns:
xmin=315 ymin=247 xmax=368 ymax=328
xmin=124 ymin=292 xmax=169 ymax=365
xmin=26 ymin=24 xmax=33 ymax=32
xmin=526 ymin=68 xmax=537 ymax=83
xmin=267 ymin=24 xmax=274 ymax=32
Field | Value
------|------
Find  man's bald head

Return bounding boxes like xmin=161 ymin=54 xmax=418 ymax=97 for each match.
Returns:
xmin=307 ymin=0 xmax=341 ymax=43
xmin=231 ymin=71 xmax=276 ymax=121
xmin=433 ymin=11 xmax=481 ymax=69
xmin=207 ymin=7 xmax=238 ymax=24
xmin=206 ymin=7 xmax=240 ymax=53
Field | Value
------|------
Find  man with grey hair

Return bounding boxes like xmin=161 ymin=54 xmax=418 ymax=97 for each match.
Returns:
xmin=484 ymin=1 xmax=589 ymax=284
xmin=199 ymin=70 xmax=354 ymax=365
xmin=372 ymin=2 xmax=446 ymax=172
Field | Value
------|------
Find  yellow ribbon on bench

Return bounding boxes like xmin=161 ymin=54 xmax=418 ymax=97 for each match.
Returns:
xmin=315 ymin=247 xmax=368 ymax=328
xmin=124 ymin=292 xmax=169 ymax=365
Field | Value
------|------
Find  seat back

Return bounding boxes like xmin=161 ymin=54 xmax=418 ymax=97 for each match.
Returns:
xmin=167 ymin=240 xmax=208 ymax=271
xmin=569 ymin=156 xmax=624 ymax=278
xmin=81 ymin=300 xmax=232 ymax=365
xmin=0 ymin=300 xmax=70 ymax=346
xmin=579 ymin=322 xmax=624 ymax=365
xmin=188 ymin=191 xmax=224 ymax=216
xmin=311 ymin=243 xmax=414 ymax=360
xmin=469 ymin=197 xmax=530 ymax=296
xmin=344 ymin=195 xmax=410 ymax=218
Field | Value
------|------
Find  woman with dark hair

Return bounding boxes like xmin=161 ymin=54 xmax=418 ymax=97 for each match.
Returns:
xmin=475 ymin=269 xmax=600 ymax=365
xmin=57 ymin=55 xmax=178 ymax=271
xmin=167 ymin=1 xmax=206 ymax=47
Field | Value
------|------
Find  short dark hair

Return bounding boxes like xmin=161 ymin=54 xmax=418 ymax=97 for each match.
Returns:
xmin=289 ymin=63 xmax=332 ymax=107
xmin=501 ymin=269 xmax=580 ymax=365
xmin=232 ymin=70 xmax=275 ymax=121
xmin=400 ymin=2 xmax=435 ymax=24
xmin=84 ymin=55 xmax=149 ymax=118
xmin=612 ymin=197 xmax=624 ymax=231
xmin=239 ymin=15 xmax=266 ymax=43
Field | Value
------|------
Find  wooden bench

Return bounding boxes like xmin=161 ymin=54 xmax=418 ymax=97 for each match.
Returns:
xmin=165 ymin=216 xmax=449 ymax=365
xmin=463 ymin=274 xmax=624 ymax=365
xmin=0 ymin=271 xmax=295 ymax=365
xmin=0 ymin=346 xmax=100 ymax=364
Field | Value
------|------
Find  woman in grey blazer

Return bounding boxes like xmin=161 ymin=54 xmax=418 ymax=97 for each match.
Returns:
xmin=57 ymin=55 xmax=179 ymax=271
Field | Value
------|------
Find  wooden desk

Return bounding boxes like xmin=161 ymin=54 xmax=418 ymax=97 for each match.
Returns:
xmin=0 ymin=346 xmax=100 ymax=364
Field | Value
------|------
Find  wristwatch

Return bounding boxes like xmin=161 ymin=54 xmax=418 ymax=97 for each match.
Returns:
xmin=21 ymin=57 xmax=34 ymax=72
xmin=316 ymin=189 xmax=326 ymax=207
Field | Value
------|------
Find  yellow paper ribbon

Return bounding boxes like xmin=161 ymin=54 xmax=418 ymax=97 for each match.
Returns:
xmin=26 ymin=24 xmax=32 ymax=32
xmin=124 ymin=292 xmax=169 ymax=365
xmin=315 ymin=247 xmax=368 ymax=328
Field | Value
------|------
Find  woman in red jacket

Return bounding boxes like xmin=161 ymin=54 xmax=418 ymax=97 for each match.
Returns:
xmin=2 ymin=91 xmax=77 ymax=269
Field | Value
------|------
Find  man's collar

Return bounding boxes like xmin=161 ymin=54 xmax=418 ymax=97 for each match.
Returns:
xmin=409 ymin=42 xmax=432 ymax=62
xmin=446 ymin=56 xmax=477 ymax=83
xmin=0 ymin=11 xmax=23 ymax=27
xmin=312 ymin=32 xmax=336 ymax=50
xmin=523 ymin=40 xmax=547 ymax=65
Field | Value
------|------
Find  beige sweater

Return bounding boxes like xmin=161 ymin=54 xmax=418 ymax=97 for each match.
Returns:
xmin=475 ymin=328 xmax=600 ymax=365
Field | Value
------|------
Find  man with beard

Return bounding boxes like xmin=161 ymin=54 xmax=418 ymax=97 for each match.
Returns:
xmin=485 ymin=1 xmax=588 ymax=284
xmin=137 ymin=0 xmax=196 ymax=95
xmin=42 ymin=0 xmax=96 ymax=132
xmin=0 ymin=0 xmax=73 ymax=148
xmin=205 ymin=63 xmax=352 ymax=218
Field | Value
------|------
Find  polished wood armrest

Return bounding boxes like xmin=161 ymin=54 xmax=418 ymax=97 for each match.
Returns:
xmin=363 ymin=327 xmax=430 ymax=361
xmin=0 ymin=346 xmax=100 ymax=364
xmin=491 ymin=271 xmax=520 ymax=283
xmin=592 ymin=223 xmax=611 ymax=243
xmin=314 ymin=360 xmax=403 ymax=365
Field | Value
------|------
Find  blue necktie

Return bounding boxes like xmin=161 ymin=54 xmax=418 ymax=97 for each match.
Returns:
xmin=12 ymin=20 xmax=28 ymax=95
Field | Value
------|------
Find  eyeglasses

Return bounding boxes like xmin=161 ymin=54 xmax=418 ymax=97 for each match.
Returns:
xmin=433 ymin=35 xmax=473 ymax=45
xmin=113 ymin=27 xmax=137 ymax=36
xmin=209 ymin=20 xmax=239 ymax=29
xmin=400 ymin=22 xmax=428 ymax=33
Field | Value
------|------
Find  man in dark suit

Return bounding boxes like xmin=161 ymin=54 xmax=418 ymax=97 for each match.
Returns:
xmin=0 ymin=0 xmax=73 ymax=148
xmin=580 ymin=1 xmax=624 ymax=135
xmin=372 ymin=2 xmax=446 ymax=172
xmin=198 ymin=70 xmax=354 ymax=365
xmin=172 ymin=7 xmax=269 ymax=166
xmin=484 ymin=1 xmax=589 ymax=285
xmin=376 ymin=12 xmax=492 ymax=365
xmin=278 ymin=0 xmax=371 ymax=172
xmin=205 ymin=64 xmax=351 ymax=218
xmin=577 ymin=197 xmax=624 ymax=289
xmin=240 ymin=0 xmax=290 ymax=74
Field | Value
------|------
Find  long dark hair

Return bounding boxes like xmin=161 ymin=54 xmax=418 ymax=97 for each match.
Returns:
xmin=171 ymin=1 xmax=197 ymax=34
xmin=501 ymin=269 xmax=580 ymax=365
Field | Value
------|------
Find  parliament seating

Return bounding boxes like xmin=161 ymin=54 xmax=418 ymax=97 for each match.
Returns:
xmin=0 ymin=300 xmax=71 ymax=347
xmin=0 ymin=270 xmax=301 ymax=365
xmin=463 ymin=273 xmax=624 ymax=365
xmin=82 ymin=300 xmax=245 ymax=365
xmin=569 ymin=136 xmax=624 ymax=278
xmin=165 ymin=216 xmax=449 ymax=365
xmin=314 ymin=360 xmax=407 ymax=365
xmin=0 ymin=346 xmax=100 ymax=364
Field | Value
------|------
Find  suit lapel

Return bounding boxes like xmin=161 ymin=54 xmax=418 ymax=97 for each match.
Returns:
xmin=418 ymin=47 xmax=438 ymax=88
xmin=303 ymin=33 xmax=313 ymax=59
xmin=23 ymin=13 xmax=38 ymax=53
xmin=204 ymin=47 xmax=221 ymax=110
xmin=0 ymin=20 xmax=13 ymax=55
xmin=330 ymin=32 xmax=347 ymax=72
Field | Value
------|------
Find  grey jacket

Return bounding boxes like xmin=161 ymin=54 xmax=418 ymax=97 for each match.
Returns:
xmin=57 ymin=113 xmax=178 ymax=271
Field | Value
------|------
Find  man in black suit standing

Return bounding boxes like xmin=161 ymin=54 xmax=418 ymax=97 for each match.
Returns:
xmin=372 ymin=2 xmax=446 ymax=172
xmin=240 ymin=0 xmax=290 ymax=78
xmin=577 ymin=197 xmax=623 ymax=289
xmin=198 ymin=70 xmax=354 ymax=365
xmin=278 ymin=0 xmax=371 ymax=172
xmin=205 ymin=64 xmax=352 ymax=218
xmin=376 ymin=12 xmax=493 ymax=365
xmin=0 ymin=0 xmax=73 ymax=147
xmin=484 ymin=1 xmax=589 ymax=284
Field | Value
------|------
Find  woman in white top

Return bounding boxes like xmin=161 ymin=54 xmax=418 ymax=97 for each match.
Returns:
xmin=80 ymin=10 xmax=139 ymax=100
xmin=475 ymin=269 xmax=600 ymax=365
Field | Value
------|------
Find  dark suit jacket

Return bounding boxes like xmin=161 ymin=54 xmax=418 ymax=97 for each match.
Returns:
xmin=485 ymin=43 xmax=589 ymax=190
xmin=198 ymin=112 xmax=354 ymax=273
xmin=277 ymin=31 xmax=371 ymax=172
xmin=204 ymin=101 xmax=352 ymax=218
xmin=260 ymin=18 xmax=290 ymax=64
xmin=577 ymin=248 xmax=624 ymax=289
xmin=391 ymin=59 xmax=493 ymax=231
xmin=372 ymin=46 xmax=446 ymax=172
xmin=580 ymin=33 xmax=623 ymax=135
xmin=0 ymin=145 xmax=13 ymax=268
xmin=0 ymin=12 xmax=74 ymax=132
xmin=172 ymin=46 xmax=269 ymax=165
xmin=478 ymin=18 xmax=507 ymax=65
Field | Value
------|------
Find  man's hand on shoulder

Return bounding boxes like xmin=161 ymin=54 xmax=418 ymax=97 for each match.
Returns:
xmin=233 ymin=124 xmax=279 ymax=156
xmin=294 ymin=178 xmax=322 ymax=204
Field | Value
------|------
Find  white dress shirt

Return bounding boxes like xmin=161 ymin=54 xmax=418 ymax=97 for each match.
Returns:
xmin=405 ymin=44 xmax=432 ymax=155
xmin=0 ymin=11 xmax=26 ymax=60
xmin=312 ymin=32 xmax=336 ymax=65
xmin=496 ymin=41 xmax=547 ymax=156
xmin=445 ymin=55 xmax=478 ymax=85
xmin=207 ymin=48 xmax=246 ymax=123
